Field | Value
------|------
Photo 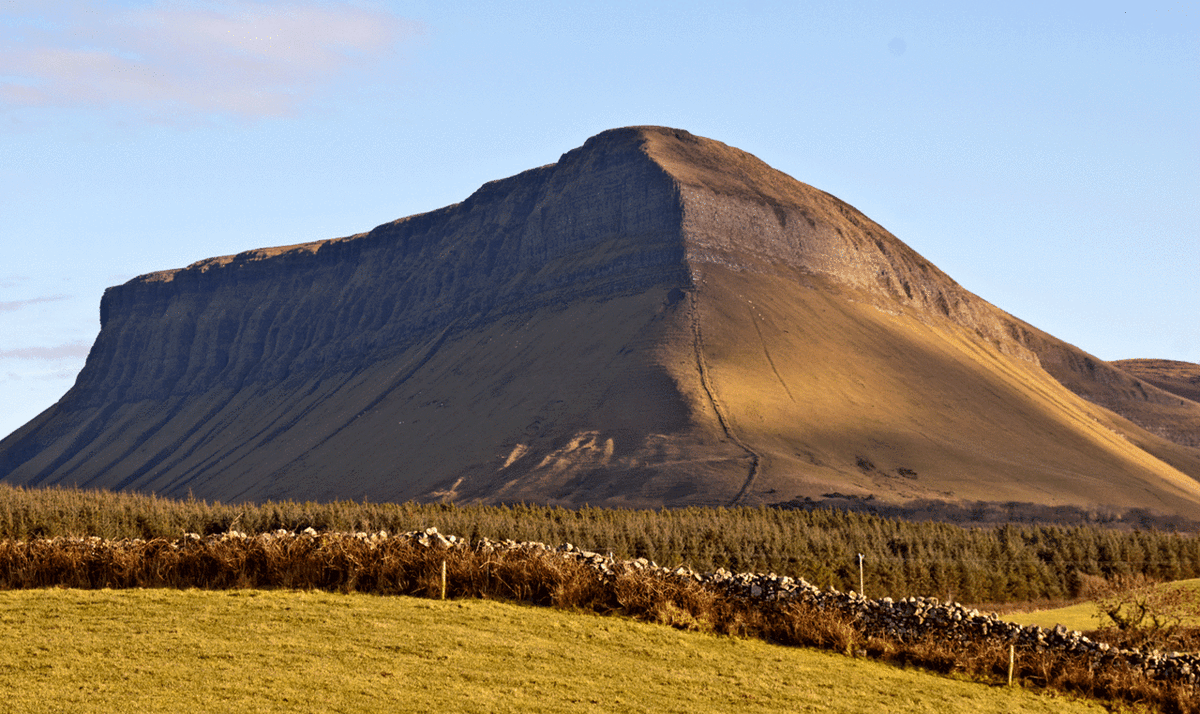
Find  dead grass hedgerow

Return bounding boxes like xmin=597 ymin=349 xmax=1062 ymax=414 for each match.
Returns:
xmin=1 ymin=533 xmax=1196 ymax=713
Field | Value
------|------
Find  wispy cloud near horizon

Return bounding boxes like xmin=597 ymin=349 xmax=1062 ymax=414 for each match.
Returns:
xmin=0 ymin=294 xmax=70 ymax=313
xmin=0 ymin=1 xmax=420 ymax=122
xmin=0 ymin=340 xmax=92 ymax=360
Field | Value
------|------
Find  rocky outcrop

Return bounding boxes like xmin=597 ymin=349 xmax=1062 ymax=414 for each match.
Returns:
xmin=3 ymin=126 xmax=1200 ymax=515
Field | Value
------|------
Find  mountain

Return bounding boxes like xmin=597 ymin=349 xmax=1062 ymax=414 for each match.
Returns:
xmin=4 ymin=126 xmax=1200 ymax=518
xmin=1111 ymin=359 xmax=1200 ymax=415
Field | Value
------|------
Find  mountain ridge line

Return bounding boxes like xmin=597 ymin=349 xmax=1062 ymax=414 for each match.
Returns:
xmin=2 ymin=126 xmax=1198 ymax=518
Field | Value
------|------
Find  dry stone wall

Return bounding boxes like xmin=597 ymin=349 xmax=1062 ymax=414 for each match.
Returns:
xmin=4 ymin=525 xmax=1195 ymax=686
xmin=445 ymin=529 xmax=1198 ymax=687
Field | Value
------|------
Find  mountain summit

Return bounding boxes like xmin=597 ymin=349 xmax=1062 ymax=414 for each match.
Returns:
xmin=4 ymin=127 xmax=1200 ymax=517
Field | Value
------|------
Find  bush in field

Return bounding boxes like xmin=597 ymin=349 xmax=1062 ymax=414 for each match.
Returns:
xmin=1087 ymin=573 xmax=1200 ymax=651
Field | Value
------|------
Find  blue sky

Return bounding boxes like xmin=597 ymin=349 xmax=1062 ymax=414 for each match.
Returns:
xmin=1 ymin=0 xmax=1197 ymax=439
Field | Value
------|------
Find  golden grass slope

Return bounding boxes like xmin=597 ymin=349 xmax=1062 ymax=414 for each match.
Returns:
xmin=1105 ymin=359 xmax=1200 ymax=456
xmin=681 ymin=265 xmax=1200 ymax=517
xmin=1114 ymin=360 xmax=1200 ymax=404
xmin=470 ymin=129 xmax=1200 ymax=515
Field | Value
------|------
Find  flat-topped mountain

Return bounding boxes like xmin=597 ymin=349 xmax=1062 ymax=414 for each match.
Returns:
xmin=4 ymin=127 xmax=1200 ymax=518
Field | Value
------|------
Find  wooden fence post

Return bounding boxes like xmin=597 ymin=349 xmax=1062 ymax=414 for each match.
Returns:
xmin=857 ymin=553 xmax=864 ymax=597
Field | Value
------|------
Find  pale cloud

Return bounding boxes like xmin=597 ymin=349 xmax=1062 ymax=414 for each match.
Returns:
xmin=0 ymin=294 xmax=70 ymax=312
xmin=4 ymin=366 xmax=81 ymax=381
xmin=0 ymin=340 xmax=92 ymax=360
xmin=0 ymin=1 xmax=420 ymax=120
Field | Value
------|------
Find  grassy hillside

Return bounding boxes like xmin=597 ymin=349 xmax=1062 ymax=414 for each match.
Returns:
xmin=691 ymin=267 xmax=1200 ymax=517
xmin=1114 ymin=360 xmax=1200 ymax=405
xmin=1005 ymin=579 xmax=1200 ymax=632
xmin=0 ymin=589 xmax=1115 ymax=714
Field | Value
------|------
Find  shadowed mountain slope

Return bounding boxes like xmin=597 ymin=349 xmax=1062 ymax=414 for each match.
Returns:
xmin=4 ymin=127 xmax=1200 ymax=517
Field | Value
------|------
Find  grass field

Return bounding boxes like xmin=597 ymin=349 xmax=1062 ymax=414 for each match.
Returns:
xmin=1004 ymin=578 xmax=1200 ymax=632
xmin=0 ymin=589 xmax=1118 ymax=714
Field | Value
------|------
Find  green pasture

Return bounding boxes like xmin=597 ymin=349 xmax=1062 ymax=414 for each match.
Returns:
xmin=0 ymin=588 xmax=1116 ymax=714
xmin=1003 ymin=578 xmax=1200 ymax=631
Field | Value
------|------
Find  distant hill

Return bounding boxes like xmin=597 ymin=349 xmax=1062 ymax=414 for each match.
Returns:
xmin=1112 ymin=359 xmax=1200 ymax=408
xmin=4 ymin=127 xmax=1200 ymax=518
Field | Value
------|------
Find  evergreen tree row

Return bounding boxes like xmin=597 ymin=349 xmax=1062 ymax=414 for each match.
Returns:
xmin=0 ymin=483 xmax=1196 ymax=604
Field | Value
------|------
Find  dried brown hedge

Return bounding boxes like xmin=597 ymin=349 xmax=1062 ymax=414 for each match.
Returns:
xmin=2 ymin=531 xmax=1196 ymax=713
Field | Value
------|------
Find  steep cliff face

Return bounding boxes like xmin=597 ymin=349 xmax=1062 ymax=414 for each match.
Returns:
xmin=87 ymin=132 xmax=687 ymax=402
xmin=0 ymin=128 xmax=714 ymax=504
xmin=4 ymin=127 xmax=1200 ymax=516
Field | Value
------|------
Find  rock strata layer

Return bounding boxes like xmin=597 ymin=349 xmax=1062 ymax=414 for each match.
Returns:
xmin=3 ymin=127 xmax=1200 ymax=515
